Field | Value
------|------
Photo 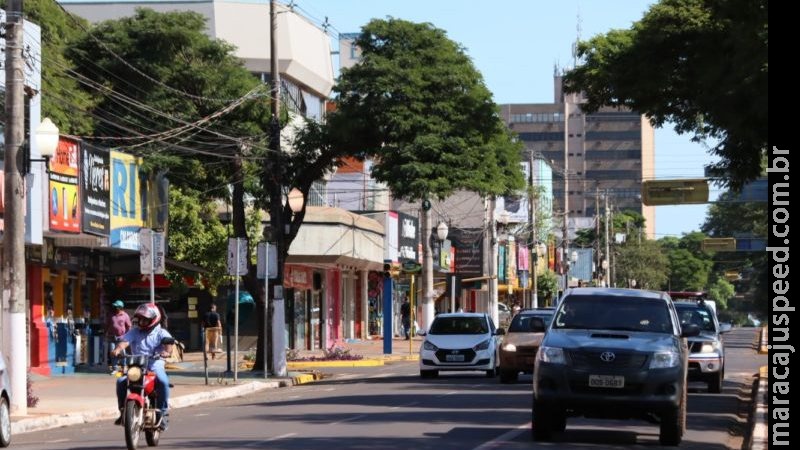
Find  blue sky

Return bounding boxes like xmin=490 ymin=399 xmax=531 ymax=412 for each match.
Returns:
xmin=291 ymin=0 xmax=719 ymax=238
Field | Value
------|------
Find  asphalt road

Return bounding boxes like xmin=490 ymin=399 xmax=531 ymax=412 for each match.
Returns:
xmin=12 ymin=327 xmax=765 ymax=450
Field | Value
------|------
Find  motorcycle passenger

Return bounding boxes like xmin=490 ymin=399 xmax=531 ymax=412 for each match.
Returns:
xmin=111 ymin=303 xmax=174 ymax=430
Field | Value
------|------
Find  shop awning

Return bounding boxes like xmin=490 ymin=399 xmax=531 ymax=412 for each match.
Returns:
xmin=108 ymin=255 xmax=208 ymax=275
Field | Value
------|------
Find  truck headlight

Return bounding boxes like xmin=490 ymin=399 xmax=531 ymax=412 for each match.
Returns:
xmin=649 ymin=351 xmax=680 ymax=369
xmin=503 ymin=343 xmax=517 ymax=352
xmin=537 ymin=346 xmax=566 ymax=364
xmin=700 ymin=341 xmax=720 ymax=353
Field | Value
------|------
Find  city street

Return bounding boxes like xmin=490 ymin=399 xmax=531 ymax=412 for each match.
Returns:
xmin=11 ymin=328 xmax=765 ymax=450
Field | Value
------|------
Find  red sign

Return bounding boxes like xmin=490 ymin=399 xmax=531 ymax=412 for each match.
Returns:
xmin=284 ymin=265 xmax=312 ymax=289
xmin=49 ymin=138 xmax=81 ymax=233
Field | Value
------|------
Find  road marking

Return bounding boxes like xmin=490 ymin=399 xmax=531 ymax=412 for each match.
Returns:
xmin=391 ymin=401 xmax=419 ymax=410
xmin=323 ymin=387 xmax=336 ymax=392
xmin=45 ymin=439 xmax=70 ymax=444
xmin=471 ymin=422 xmax=530 ymax=450
xmin=193 ymin=413 xmax=210 ymax=417
xmin=331 ymin=414 xmax=366 ymax=425
xmin=240 ymin=433 xmax=297 ymax=447
xmin=267 ymin=433 xmax=297 ymax=441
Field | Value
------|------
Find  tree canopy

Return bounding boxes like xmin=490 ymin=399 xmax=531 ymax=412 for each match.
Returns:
xmin=564 ymin=0 xmax=768 ymax=188
xmin=327 ymin=18 xmax=524 ymax=201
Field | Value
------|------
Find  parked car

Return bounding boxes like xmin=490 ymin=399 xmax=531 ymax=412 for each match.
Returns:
xmin=419 ymin=312 xmax=504 ymax=378
xmin=498 ymin=308 xmax=555 ymax=383
xmin=1 ymin=352 xmax=11 ymax=447
xmin=674 ymin=299 xmax=732 ymax=393
xmin=532 ymin=288 xmax=700 ymax=446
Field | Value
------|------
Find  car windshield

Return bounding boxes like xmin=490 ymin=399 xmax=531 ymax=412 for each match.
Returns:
xmin=552 ymin=295 xmax=672 ymax=333
xmin=509 ymin=312 xmax=554 ymax=332
xmin=675 ymin=304 xmax=717 ymax=332
xmin=429 ymin=317 xmax=488 ymax=335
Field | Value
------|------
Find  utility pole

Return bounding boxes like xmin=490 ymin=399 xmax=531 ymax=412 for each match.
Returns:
xmin=421 ymin=202 xmax=434 ymax=330
xmin=2 ymin=0 xmax=28 ymax=415
xmin=595 ymin=186 xmax=600 ymax=285
xmin=268 ymin=0 xmax=287 ymax=377
xmin=604 ymin=190 xmax=611 ymax=288
xmin=528 ymin=153 xmax=537 ymax=309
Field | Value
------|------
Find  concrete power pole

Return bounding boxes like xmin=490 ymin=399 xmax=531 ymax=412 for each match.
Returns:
xmin=2 ymin=0 xmax=28 ymax=415
xmin=528 ymin=153 xmax=538 ymax=309
xmin=421 ymin=204 xmax=434 ymax=330
xmin=268 ymin=0 xmax=287 ymax=377
xmin=604 ymin=189 xmax=611 ymax=288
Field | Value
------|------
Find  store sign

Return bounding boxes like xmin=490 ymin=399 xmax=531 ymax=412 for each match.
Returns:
xmin=48 ymin=137 xmax=81 ymax=233
xmin=110 ymin=151 xmax=145 ymax=249
xmin=397 ymin=212 xmax=419 ymax=262
xmin=451 ymin=228 xmax=484 ymax=276
xmin=81 ymin=143 xmax=110 ymax=236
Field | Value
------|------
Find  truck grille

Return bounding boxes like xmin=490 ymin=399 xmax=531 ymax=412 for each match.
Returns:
xmin=568 ymin=350 xmax=648 ymax=369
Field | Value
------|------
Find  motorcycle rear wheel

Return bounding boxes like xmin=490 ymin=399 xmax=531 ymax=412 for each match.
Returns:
xmin=124 ymin=401 xmax=142 ymax=450
xmin=145 ymin=429 xmax=160 ymax=447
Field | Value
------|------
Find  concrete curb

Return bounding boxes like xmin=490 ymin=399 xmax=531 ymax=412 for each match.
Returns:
xmin=287 ymin=359 xmax=384 ymax=368
xmin=291 ymin=372 xmax=323 ymax=385
xmin=758 ymin=326 xmax=769 ymax=354
xmin=11 ymin=380 xmax=282 ymax=436
xmin=749 ymin=366 xmax=768 ymax=450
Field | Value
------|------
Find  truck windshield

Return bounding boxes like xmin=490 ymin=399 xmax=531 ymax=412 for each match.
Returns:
xmin=553 ymin=295 xmax=672 ymax=333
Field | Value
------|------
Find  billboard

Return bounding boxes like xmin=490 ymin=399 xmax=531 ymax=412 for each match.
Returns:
xmin=451 ymin=228 xmax=483 ymax=276
xmin=397 ymin=211 xmax=419 ymax=262
xmin=81 ymin=143 xmax=111 ymax=236
xmin=48 ymin=137 xmax=81 ymax=233
xmin=110 ymin=150 xmax=144 ymax=249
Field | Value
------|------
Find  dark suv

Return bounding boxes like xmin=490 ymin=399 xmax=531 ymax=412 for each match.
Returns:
xmin=532 ymin=288 xmax=700 ymax=446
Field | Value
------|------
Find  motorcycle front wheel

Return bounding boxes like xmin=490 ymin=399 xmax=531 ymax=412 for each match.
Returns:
xmin=124 ymin=400 xmax=143 ymax=450
xmin=145 ymin=429 xmax=160 ymax=447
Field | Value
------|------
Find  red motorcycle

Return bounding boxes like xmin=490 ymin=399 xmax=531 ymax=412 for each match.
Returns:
xmin=121 ymin=351 xmax=171 ymax=449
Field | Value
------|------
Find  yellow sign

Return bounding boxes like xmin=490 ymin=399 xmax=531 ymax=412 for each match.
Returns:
xmin=642 ymin=179 xmax=709 ymax=206
xmin=702 ymin=238 xmax=736 ymax=252
xmin=110 ymin=151 xmax=145 ymax=249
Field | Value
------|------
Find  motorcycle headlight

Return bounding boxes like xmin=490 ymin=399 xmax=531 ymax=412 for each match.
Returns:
xmin=649 ymin=351 xmax=680 ymax=369
xmin=423 ymin=341 xmax=439 ymax=351
xmin=474 ymin=339 xmax=491 ymax=351
xmin=503 ymin=343 xmax=517 ymax=352
xmin=127 ymin=366 xmax=142 ymax=382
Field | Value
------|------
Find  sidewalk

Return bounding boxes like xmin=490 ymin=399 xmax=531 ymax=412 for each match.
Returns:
xmin=12 ymin=337 xmax=420 ymax=435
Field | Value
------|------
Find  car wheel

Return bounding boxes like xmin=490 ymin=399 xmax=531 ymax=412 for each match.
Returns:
xmin=708 ymin=368 xmax=724 ymax=393
xmin=420 ymin=370 xmax=438 ymax=378
xmin=532 ymin=399 xmax=553 ymax=441
xmin=659 ymin=387 xmax=686 ymax=446
xmin=499 ymin=369 xmax=518 ymax=383
xmin=0 ymin=396 xmax=10 ymax=448
xmin=485 ymin=367 xmax=497 ymax=378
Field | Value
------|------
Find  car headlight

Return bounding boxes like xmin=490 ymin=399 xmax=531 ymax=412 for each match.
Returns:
xmin=474 ymin=339 xmax=491 ymax=351
xmin=649 ymin=351 xmax=680 ymax=369
xmin=537 ymin=346 xmax=566 ymax=364
xmin=503 ymin=343 xmax=517 ymax=352
xmin=127 ymin=366 xmax=142 ymax=382
xmin=423 ymin=341 xmax=439 ymax=351
xmin=700 ymin=341 xmax=721 ymax=353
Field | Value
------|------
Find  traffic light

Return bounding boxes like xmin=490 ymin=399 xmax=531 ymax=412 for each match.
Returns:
xmin=702 ymin=238 xmax=736 ymax=252
xmin=383 ymin=263 xmax=401 ymax=278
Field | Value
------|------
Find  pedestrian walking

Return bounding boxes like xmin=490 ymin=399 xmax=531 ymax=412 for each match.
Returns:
xmin=105 ymin=299 xmax=131 ymax=373
xmin=203 ymin=303 xmax=223 ymax=359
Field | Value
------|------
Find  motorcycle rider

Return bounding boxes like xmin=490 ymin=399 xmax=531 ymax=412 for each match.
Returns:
xmin=111 ymin=303 xmax=174 ymax=430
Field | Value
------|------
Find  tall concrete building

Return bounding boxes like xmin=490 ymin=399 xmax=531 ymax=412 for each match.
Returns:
xmin=499 ymin=75 xmax=655 ymax=238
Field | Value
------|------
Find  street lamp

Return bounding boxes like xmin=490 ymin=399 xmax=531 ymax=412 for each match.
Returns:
xmin=24 ymin=117 xmax=59 ymax=174
xmin=287 ymin=187 xmax=304 ymax=213
xmin=436 ymin=221 xmax=449 ymax=242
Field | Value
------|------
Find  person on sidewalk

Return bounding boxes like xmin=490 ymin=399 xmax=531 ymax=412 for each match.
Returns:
xmin=203 ymin=303 xmax=222 ymax=359
xmin=105 ymin=300 xmax=131 ymax=374
xmin=111 ymin=303 xmax=174 ymax=431
xmin=400 ymin=297 xmax=411 ymax=340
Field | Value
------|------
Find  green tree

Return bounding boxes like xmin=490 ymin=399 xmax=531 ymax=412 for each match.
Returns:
xmin=614 ymin=240 xmax=669 ymax=290
xmin=18 ymin=0 xmax=98 ymax=134
xmin=664 ymin=248 xmax=711 ymax=291
xmin=66 ymin=8 xmax=278 ymax=371
xmin=320 ymin=18 xmax=524 ymax=324
xmin=563 ymin=0 xmax=767 ymax=188
xmin=166 ymin=187 xmax=229 ymax=293
xmin=537 ymin=270 xmax=560 ymax=307
xmin=707 ymin=278 xmax=735 ymax=310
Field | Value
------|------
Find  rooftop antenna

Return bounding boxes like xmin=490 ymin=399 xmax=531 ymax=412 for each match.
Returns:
xmin=572 ymin=8 xmax=583 ymax=68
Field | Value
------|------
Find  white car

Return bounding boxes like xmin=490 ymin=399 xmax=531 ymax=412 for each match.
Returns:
xmin=419 ymin=312 xmax=504 ymax=378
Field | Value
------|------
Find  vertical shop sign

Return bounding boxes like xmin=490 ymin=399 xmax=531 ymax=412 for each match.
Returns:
xmin=110 ymin=151 xmax=145 ymax=249
xmin=49 ymin=137 xmax=81 ymax=233
xmin=81 ymin=143 xmax=110 ymax=236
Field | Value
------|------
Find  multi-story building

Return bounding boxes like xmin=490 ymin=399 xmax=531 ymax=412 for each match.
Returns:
xmin=499 ymin=75 xmax=656 ymax=238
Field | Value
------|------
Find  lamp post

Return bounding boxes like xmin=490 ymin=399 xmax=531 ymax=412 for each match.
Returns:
xmin=27 ymin=117 xmax=59 ymax=174
xmin=435 ymin=221 xmax=454 ymax=313
xmin=436 ymin=221 xmax=448 ymax=242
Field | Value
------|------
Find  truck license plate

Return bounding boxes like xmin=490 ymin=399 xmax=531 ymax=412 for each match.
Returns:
xmin=589 ymin=375 xmax=624 ymax=388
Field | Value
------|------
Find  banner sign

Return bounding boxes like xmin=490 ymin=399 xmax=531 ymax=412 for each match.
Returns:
xmin=49 ymin=137 xmax=81 ymax=233
xmin=397 ymin=211 xmax=419 ymax=262
xmin=110 ymin=151 xmax=145 ymax=249
xmin=81 ymin=143 xmax=110 ymax=236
